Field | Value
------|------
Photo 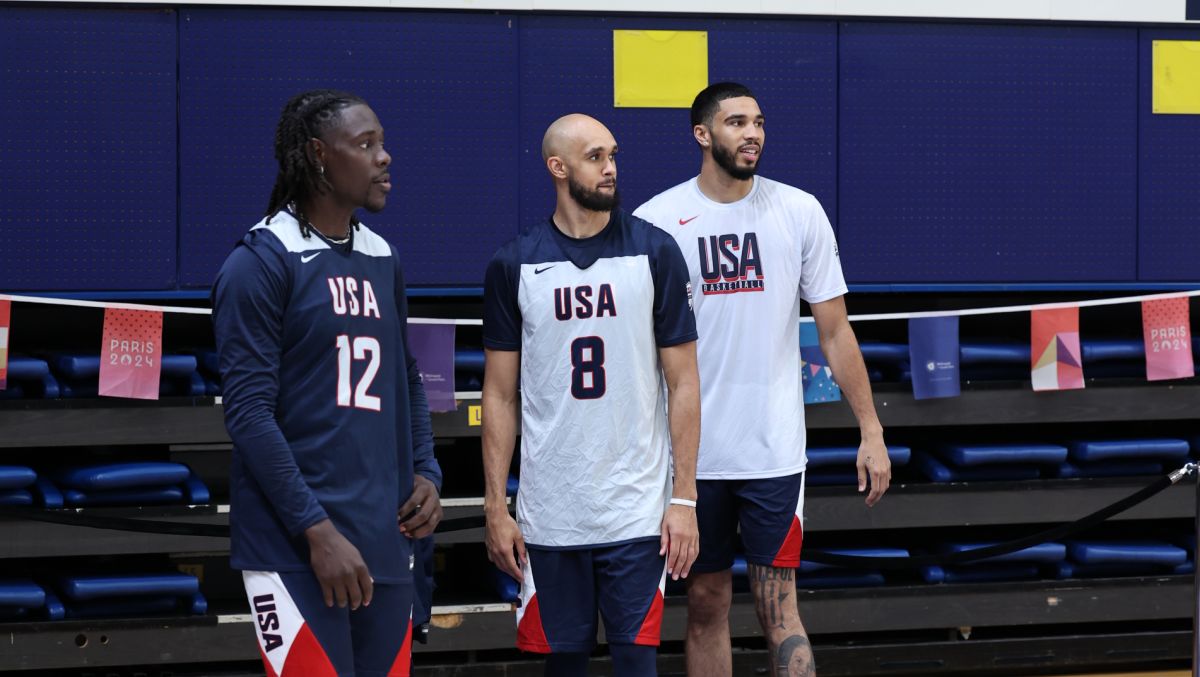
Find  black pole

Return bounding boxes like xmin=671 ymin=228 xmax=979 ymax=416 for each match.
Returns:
xmin=1194 ymin=469 xmax=1198 ymax=677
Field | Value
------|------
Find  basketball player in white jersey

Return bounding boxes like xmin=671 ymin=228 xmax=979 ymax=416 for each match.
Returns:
xmin=482 ymin=114 xmax=701 ymax=676
xmin=634 ymin=82 xmax=891 ymax=677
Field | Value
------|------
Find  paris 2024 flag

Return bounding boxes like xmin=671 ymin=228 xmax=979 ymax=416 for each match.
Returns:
xmin=1031 ymin=306 xmax=1084 ymax=391
xmin=98 ymin=308 xmax=163 ymax=400
xmin=1142 ymin=296 xmax=1194 ymax=381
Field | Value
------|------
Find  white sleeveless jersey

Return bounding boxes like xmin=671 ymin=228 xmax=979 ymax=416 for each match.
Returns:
xmin=483 ymin=211 xmax=697 ymax=548
xmin=635 ymin=176 xmax=847 ymax=479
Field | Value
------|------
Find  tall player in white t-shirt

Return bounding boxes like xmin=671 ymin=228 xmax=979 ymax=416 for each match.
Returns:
xmin=634 ymin=83 xmax=891 ymax=677
xmin=483 ymin=114 xmax=701 ymax=676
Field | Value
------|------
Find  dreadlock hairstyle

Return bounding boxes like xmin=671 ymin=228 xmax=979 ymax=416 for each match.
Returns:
xmin=265 ymin=89 xmax=369 ymax=238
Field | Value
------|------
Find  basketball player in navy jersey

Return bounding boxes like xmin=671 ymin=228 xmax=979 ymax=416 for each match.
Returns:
xmin=482 ymin=114 xmax=701 ymax=676
xmin=213 ymin=90 xmax=443 ymax=677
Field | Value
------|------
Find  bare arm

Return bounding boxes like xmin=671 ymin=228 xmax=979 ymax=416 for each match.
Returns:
xmin=658 ymin=340 xmax=701 ymax=579
xmin=481 ymin=348 xmax=525 ymax=581
xmin=810 ymin=296 xmax=890 ymax=506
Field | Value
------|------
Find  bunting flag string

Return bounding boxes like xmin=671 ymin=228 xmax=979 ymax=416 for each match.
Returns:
xmin=0 ymin=291 xmax=1196 ymax=402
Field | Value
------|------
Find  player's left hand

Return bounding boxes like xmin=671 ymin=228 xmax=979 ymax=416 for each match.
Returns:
xmin=856 ymin=435 xmax=891 ymax=507
xmin=660 ymin=504 xmax=699 ymax=581
xmin=399 ymin=474 xmax=442 ymax=539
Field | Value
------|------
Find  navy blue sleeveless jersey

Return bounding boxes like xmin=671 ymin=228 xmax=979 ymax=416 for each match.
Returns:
xmin=212 ymin=210 xmax=441 ymax=584
xmin=483 ymin=210 xmax=697 ymax=548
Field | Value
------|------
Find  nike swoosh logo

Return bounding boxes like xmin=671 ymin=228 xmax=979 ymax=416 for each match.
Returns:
xmin=534 ymin=265 xmax=556 ymax=274
xmin=300 ymin=252 xmax=322 ymax=263
xmin=679 ymin=215 xmax=699 ymax=225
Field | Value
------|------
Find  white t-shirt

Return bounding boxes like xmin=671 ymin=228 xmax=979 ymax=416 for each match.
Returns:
xmin=634 ymin=176 xmax=847 ymax=479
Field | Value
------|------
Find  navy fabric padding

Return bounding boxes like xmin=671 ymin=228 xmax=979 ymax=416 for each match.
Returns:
xmin=859 ymin=342 xmax=910 ymax=363
xmin=53 ymin=462 xmax=191 ymax=490
xmin=203 ymin=376 xmax=220 ymax=397
xmin=1054 ymin=461 xmax=1163 ymax=479
xmin=914 ymin=453 xmax=1042 ymax=482
xmin=1067 ymin=541 xmax=1188 ymax=566
xmin=63 ymin=596 xmax=182 ymax=620
xmin=0 ymin=580 xmax=45 ymax=608
xmin=58 ymin=573 xmax=199 ymax=602
xmin=801 ymin=548 xmax=910 ymax=573
xmin=43 ymin=591 xmax=64 ymax=621
xmin=455 ymin=349 xmax=485 ymax=372
xmin=3 ymin=372 xmax=60 ymax=399
xmin=796 ymin=571 xmax=886 ymax=588
xmin=960 ymin=343 xmax=1030 ymax=364
xmin=806 ymin=446 xmax=912 ymax=468
xmin=506 ymin=475 xmax=519 ymax=497
xmin=1054 ymin=561 xmax=1172 ymax=578
xmin=939 ymin=444 xmax=1067 ymax=466
xmin=33 ymin=478 xmax=63 ymax=508
xmin=188 ymin=591 xmax=208 ymax=615
xmin=488 ymin=564 xmax=518 ymax=603
xmin=1081 ymin=339 xmax=1144 ymax=363
xmin=924 ymin=564 xmax=1041 ymax=584
xmin=0 ymin=465 xmax=36 ymax=490
xmin=1069 ymin=439 xmax=1190 ymax=462
xmin=63 ymin=486 xmax=185 ymax=507
xmin=1175 ymin=561 xmax=1195 ymax=575
xmin=939 ymin=542 xmax=1065 ymax=564
xmin=183 ymin=472 xmax=210 ymax=504
xmin=52 ymin=354 xmax=198 ymax=379
xmin=0 ymin=490 xmax=33 ymax=506
xmin=6 ymin=356 xmax=49 ymax=380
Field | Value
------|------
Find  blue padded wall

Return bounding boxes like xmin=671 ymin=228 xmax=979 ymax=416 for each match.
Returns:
xmin=178 ymin=9 xmax=519 ymax=287
xmin=839 ymin=22 xmax=1138 ymax=282
xmin=518 ymin=16 xmax=837 ymax=233
xmin=0 ymin=7 xmax=177 ymax=290
xmin=1138 ymin=28 xmax=1200 ymax=282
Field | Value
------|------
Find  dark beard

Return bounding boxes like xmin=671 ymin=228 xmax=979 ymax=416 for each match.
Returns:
xmin=568 ymin=176 xmax=620 ymax=212
xmin=712 ymin=138 xmax=759 ymax=180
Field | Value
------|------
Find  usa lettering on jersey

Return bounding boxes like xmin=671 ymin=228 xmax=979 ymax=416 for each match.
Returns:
xmin=697 ymin=233 xmax=765 ymax=295
xmin=553 ymin=284 xmax=617 ymax=320
xmin=327 ymin=276 xmax=382 ymax=318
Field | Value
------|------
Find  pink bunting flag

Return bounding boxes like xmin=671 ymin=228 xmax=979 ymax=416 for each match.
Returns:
xmin=1142 ymin=297 xmax=1194 ymax=381
xmin=0 ymin=300 xmax=10 ymax=390
xmin=98 ymin=308 xmax=163 ymax=400
xmin=1030 ymin=306 xmax=1084 ymax=391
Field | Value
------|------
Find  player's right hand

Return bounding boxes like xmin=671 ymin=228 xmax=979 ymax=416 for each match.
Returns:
xmin=484 ymin=511 xmax=526 ymax=582
xmin=305 ymin=519 xmax=374 ymax=610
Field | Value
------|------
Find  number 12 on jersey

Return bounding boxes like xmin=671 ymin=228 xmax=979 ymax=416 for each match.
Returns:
xmin=336 ymin=335 xmax=381 ymax=411
xmin=570 ymin=336 xmax=606 ymax=399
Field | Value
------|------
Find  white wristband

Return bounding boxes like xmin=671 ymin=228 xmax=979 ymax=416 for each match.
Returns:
xmin=669 ymin=497 xmax=697 ymax=508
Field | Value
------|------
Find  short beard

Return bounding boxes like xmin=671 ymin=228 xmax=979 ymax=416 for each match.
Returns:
xmin=568 ymin=176 xmax=620 ymax=212
xmin=712 ymin=138 xmax=759 ymax=181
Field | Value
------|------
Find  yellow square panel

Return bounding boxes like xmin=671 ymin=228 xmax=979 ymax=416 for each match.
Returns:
xmin=1153 ymin=40 xmax=1200 ymax=114
xmin=613 ymin=30 xmax=708 ymax=108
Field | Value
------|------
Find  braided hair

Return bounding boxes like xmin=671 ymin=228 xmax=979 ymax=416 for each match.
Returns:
xmin=265 ymin=89 xmax=368 ymax=237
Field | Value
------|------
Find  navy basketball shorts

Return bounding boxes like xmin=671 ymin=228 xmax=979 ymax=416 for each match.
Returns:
xmin=693 ymin=471 xmax=806 ymax=572
xmin=515 ymin=539 xmax=667 ymax=653
xmin=242 ymin=570 xmax=414 ymax=677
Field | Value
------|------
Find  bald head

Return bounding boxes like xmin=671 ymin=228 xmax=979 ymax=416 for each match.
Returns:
xmin=542 ymin=114 xmax=615 ymax=161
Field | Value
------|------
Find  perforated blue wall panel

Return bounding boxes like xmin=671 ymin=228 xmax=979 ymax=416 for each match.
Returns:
xmin=178 ymin=9 xmax=519 ymax=287
xmin=518 ymin=16 xmax=837 ymax=233
xmin=839 ymin=22 xmax=1138 ymax=282
xmin=1138 ymin=28 xmax=1200 ymax=282
xmin=0 ymin=7 xmax=177 ymax=290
